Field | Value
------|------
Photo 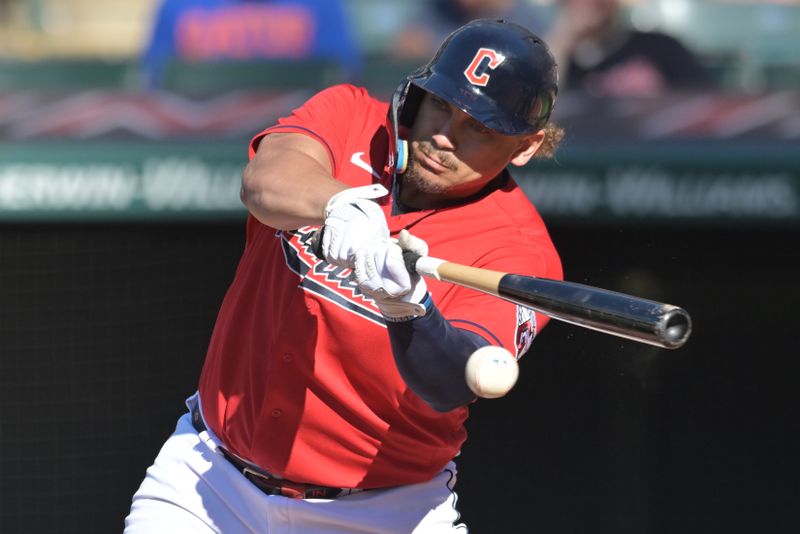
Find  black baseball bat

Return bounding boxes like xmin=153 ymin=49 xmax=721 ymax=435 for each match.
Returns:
xmin=311 ymin=230 xmax=692 ymax=349
xmin=404 ymin=252 xmax=691 ymax=349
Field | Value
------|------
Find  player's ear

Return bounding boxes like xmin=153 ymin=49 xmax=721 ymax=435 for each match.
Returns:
xmin=509 ymin=130 xmax=545 ymax=167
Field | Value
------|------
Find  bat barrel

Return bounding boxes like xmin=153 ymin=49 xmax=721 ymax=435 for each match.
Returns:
xmin=659 ymin=307 xmax=692 ymax=349
xmin=499 ymin=275 xmax=692 ymax=349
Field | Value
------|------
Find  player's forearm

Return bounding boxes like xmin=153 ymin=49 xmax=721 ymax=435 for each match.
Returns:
xmin=241 ymin=136 xmax=347 ymax=230
xmin=386 ymin=303 xmax=487 ymax=412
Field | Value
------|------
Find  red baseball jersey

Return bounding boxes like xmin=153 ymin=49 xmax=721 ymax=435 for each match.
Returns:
xmin=198 ymin=84 xmax=562 ymax=489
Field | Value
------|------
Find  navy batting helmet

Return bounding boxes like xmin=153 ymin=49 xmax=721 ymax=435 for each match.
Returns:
xmin=392 ymin=19 xmax=558 ymax=136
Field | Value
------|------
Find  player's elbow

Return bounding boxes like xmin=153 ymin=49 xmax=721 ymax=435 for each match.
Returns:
xmin=426 ymin=395 xmax=472 ymax=413
xmin=240 ymin=164 xmax=280 ymax=226
xmin=240 ymin=164 xmax=261 ymax=209
xmin=397 ymin=361 xmax=477 ymax=413
xmin=239 ymin=180 xmax=259 ymax=213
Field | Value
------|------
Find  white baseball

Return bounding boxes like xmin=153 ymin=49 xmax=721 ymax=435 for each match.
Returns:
xmin=464 ymin=346 xmax=519 ymax=398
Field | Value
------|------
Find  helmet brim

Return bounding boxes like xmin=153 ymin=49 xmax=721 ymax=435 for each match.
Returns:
xmin=410 ymin=73 xmax=542 ymax=136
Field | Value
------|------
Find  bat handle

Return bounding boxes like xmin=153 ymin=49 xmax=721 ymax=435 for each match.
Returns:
xmin=403 ymin=251 xmax=421 ymax=274
xmin=310 ymin=228 xmax=325 ymax=260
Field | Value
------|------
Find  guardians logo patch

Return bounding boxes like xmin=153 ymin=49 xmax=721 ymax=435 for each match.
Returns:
xmin=279 ymin=227 xmax=385 ymax=326
xmin=515 ymin=305 xmax=537 ymax=358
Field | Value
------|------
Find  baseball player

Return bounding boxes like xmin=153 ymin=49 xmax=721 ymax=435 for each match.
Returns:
xmin=125 ymin=19 xmax=564 ymax=533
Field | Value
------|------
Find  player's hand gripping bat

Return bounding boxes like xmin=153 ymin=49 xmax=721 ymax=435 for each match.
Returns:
xmin=311 ymin=231 xmax=692 ymax=349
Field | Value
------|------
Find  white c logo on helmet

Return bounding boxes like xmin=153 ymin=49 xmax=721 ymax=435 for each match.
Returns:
xmin=464 ymin=48 xmax=506 ymax=87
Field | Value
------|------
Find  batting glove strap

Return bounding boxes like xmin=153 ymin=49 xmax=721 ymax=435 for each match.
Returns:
xmin=373 ymin=228 xmax=431 ymax=321
xmin=378 ymin=290 xmax=432 ymax=323
xmin=323 ymin=184 xmax=388 ymax=218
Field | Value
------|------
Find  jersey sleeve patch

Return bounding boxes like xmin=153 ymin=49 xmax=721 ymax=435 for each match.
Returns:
xmin=515 ymin=305 xmax=537 ymax=359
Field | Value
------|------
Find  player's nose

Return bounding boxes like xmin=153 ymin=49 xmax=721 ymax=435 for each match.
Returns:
xmin=432 ymin=114 xmax=462 ymax=151
xmin=431 ymin=132 xmax=455 ymax=151
xmin=433 ymin=106 xmax=475 ymax=150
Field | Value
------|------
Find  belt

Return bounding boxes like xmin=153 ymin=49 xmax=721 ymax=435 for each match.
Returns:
xmin=190 ymin=403 xmax=357 ymax=499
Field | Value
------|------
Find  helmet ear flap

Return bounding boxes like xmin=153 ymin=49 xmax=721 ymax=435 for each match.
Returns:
xmin=398 ymin=84 xmax=425 ymax=129
xmin=388 ymin=79 xmax=424 ymax=173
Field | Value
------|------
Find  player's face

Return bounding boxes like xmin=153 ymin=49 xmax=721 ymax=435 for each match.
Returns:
xmin=403 ymin=92 xmax=541 ymax=208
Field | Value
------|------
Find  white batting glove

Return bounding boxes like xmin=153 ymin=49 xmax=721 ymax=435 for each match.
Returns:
xmin=353 ymin=239 xmax=413 ymax=299
xmin=353 ymin=229 xmax=430 ymax=322
xmin=397 ymin=228 xmax=428 ymax=258
xmin=321 ymin=184 xmax=389 ymax=267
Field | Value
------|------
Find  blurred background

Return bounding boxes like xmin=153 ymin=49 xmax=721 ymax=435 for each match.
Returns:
xmin=0 ymin=0 xmax=798 ymax=532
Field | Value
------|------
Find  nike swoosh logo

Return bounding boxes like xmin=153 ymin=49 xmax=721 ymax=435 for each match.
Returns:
xmin=350 ymin=152 xmax=382 ymax=180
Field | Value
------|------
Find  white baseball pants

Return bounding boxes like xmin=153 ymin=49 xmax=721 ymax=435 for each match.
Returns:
xmin=124 ymin=394 xmax=468 ymax=533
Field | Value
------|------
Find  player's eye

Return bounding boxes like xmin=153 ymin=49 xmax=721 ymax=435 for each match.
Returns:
xmin=430 ymin=96 xmax=449 ymax=111
xmin=469 ymin=120 xmax=491 ymax=134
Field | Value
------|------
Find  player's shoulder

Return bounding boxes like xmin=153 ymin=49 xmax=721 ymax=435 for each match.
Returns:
xmin=484 ymin=174 xmax=549 ymax=238
xmin=311 ymin=83 xmax=383 ymax=105
xmin=302 ymin=83 xmax=388 ymax=119
xmin=454 ymin=177 xmax=561 ymax=277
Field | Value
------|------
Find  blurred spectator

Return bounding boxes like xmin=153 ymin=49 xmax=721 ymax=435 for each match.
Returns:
xmin=547 ymin=0 xmax=711 ymax=97
xmin=390 ymin=0 xmax=545 ymax=60
xmin=141 ymin=0 xmax=361 ymax=90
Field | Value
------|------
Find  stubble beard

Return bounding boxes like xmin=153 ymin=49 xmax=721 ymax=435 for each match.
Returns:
xmin=402 ymin=158 xmax=446 ymax=194
xmin=401 ymin=143 xmax=457 ymax=195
